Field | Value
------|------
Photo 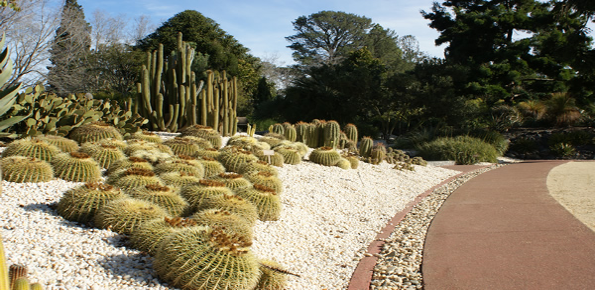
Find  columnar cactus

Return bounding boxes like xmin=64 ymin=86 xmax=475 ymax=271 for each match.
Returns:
xmin=0 ymin=156 xmax=54 ymax=183
xmin=344 ymin=123 xmax=358 ymax=144
xmin=153 ymin=226 xmax=260 ymax=290
xmin=324 ymin=120 xmax=341 ymax=148
xmin=57 ymin=182 xmax=127 ymax=224
xmin=271 ymin=123 xmax=284 ymax=135
xmin=51 ymin=152 xmax=102 ymax=182
xmin=359 ymin=136 xmax=374 ymax=158
xmin=284 ymin=124 xmax=297 ymax=142
xmin=295 ymin=121 xmax=310 ymax=143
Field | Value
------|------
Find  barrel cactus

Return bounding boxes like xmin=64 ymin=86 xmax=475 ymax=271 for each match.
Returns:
xmin=106 ymin=156 xmax=154 ymax=175
xmin=359 ymin=136 xmax=374 ymax=158
xmin=129 ymin=217 xmax=196 ymax=256
xmin=125 ymin=131 xmax=163 ymax=143
xmin=194 ymin=148 xmax=221 ymax=159
xmin=210 ymin=173 xmax=252 ymax=191
xmin=163 ymin=137 xmax=201 ymax=156
xmin=244 ymin=171 xmax=282 ymax=194
xmin=51 ymin=152 xmax=102 ymax=182
xmin=190 ymin=208 xmax=254 ymax=242
xmin=180 ymin=179 xmax=234 ymax=213
xmin=153 ymin=226 xmax=260 ymax=290
xmin=95 ymin=197 xmax=168 ymax=234
xmin=107 ymin=168 xmax=164 ymax=191
xmin=274 ymin=147 xmax=301 ymax=165
xmin=68 ymin=121 xmax=123 ymax=144
xmin=256 ymin=259 xmax=291 ymax=290
xmin=218 ymin=147 xmax=259 ymax=173
xmin=196 ymin=157 xmax=226 ymax=178
xmin=80 ymin=143 xmax=126 ymax=169
xmin=335 ymin=158 xmax=352 ymax=170
xmin=128 ymin=184 xmax=189 ymax=217
xmin=344 ymin=123 xmax=358 ymax=144
xmin=284 ymin=125 xmax=297 ymax=142
xmin=35 ymin=135 xmax=79 ymax=153
xmin=2 ymin=138 xmax=61 ymax=162
xmin=124 ymin=139 xmax=174 ymax=156
xmin=370 ymin=143 xmax=387 ymax=165
xmin=159 ymin=171 xmax=202 ymax=187
xmin=196 ymin=193 xmax=259 ymax=225
xmin=56 ymin=182 xmax=127 ymax=224
xmin=324 ymin=120 xmax=341 ymax=148
xmin=255 ymin=150 xmax=284 ymax=167
xmin=154 ymin=156 xmax=205 ymax=177
xmin=309 ymin=147 xmax=341 ymax=166
xmin=179 ymin=125 xmax=222 ymax=149
xmin=0 ymin=156 xmax=54 ymax=183
xmin=235 ymin=184 xmax=281 ymax=221
xmin=237 ymin=160 xmax=278 ymax=176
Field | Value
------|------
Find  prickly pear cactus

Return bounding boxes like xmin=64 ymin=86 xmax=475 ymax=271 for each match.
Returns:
xmin=51 ymin=152 xmax=102 ymax=182
xmin=0 ymin=156 xmax=54 ymax=183
xmin=128 ymin=184 xmax=189 ymax=217
xmin=309 ymin=147 xmax=341 ymax=167
xmin=95 ymin=197 xmax=168 ymax=234
xmin=153 ymin=226 xmax=260 ymax=290
xmin=57 ymin=182 xmax=127 ymax=224
xmin=235 ymin=184 xmax=281 ymax=221
xmin=2 ymin=138 xmax=61 ymax=162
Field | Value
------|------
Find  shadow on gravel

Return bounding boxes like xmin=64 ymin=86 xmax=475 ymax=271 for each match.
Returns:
xmin=96 ymin=252 xmax=167 ymax=288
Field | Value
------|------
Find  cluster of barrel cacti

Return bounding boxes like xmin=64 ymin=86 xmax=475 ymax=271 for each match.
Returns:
xmin=0 ymin=121 xmax=293 ymax=289
xmin=136 ymin=32 xmax=238 ymax=136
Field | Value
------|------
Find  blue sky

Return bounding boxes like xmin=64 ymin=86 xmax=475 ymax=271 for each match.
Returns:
xmin=77 ymin=0 xmax=447 ymax=65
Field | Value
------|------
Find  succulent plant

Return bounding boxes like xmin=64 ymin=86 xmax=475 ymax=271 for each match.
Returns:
xmin=255 ymin=150 xmax=284 ymax=167
xmin=128 ymin=184 xmax=189 ymax=217
xmin=0 ymin=156 xmax=54 ymax=183
xmin=2 ymin=138 xmax=61 ymax=162
xmin=130 ymin=149 xmax=173 ymax=164
xmin=106 ymin=156 xmax=154 ymax=175
xmin=193 ymin=148 xmax=221 ymax=159
xmin=244 ymin=171 xmax=282 ymax=194
xmin=309 ymin=147 xmax=341 ymax=166
xmin=153 ymin=156 xmax=205 ymax=177
xmin=344 ymin=123 xmax=358 ymax=144
xmin=394 ymin=161 xmax=414 ymax=171
xmin=107 ymin=167 xmax=164 ymax=191
xmin=129 ymin=217 xmax=196 ymax=256
xmin=210 ymin=172 xmax=252 ymax=190
xmin=80 ymin=143 xmax=126 ymax=169
xmin=96 ymin=138 xmax=127 ymax=150
xmin=284 ymin=125 xmax=297 ymax=142
xmin=411 ymin=156 xmax=427 ymax=166
xmin=180 ymin=125 xmax=223 ymax=148
xmin=51 ymin=152 xmax=102 ymax=182
xmin=190 ymin=208 xmax=254 ymax=242
xmin=95 ymin=197 xmax=168 ymax=234
xmin=226 ymin=136 xmax=269 ymax=153
xmin=369 ymin=143 xmax=387 ymax=165
xmin=56 ymin=182 xmax=126 ymax=224
xmin=153 ymin=226 xmax=259 ymax=290
xmin=159 ymin=171 xmax=202 ymax=187
xmin=163 ymin=137 xmax=201 ymax=156
xmin=235 ymin=184 xmax=281 ymax=221
xmin=343 ymin=153 xmax=360 ymax=169
xmin=256 ymin=259 xmax=292 ymax=290
xmin=274 ymin=147 xmax=301 ymax=165
xmin=335 ymin=158 xmax=352 ymax=170
xmin=324 ymin=120 xmax=341 ymax=148
xmin=68 ymin=121 xmax=123 ymax=144
xmin=125 ymin=131 xmax=163 ymax=143
xmin=359 ymin=136 xmax=374 ymax=158
xmin=9 ymin=264 xmax=27 ymax=290
xmin=237 ymin=160 xmax=278 ymax=176
xmin=124 ymin=139 xmax=174 ymax=156
xmin=35 ymin=135 xmax=79 ymax=153
xmin=196 ymin=193 xmax=259 ymax=225
xmin=271 ymin=123 xmax=285 ymax=135
xmin=180 ymin=179 xmax=233 ymax=213
xmin=218 ymin=147 xmax=259 ymax=173
xmin=196 ymin=156 xmax=226 ymax=178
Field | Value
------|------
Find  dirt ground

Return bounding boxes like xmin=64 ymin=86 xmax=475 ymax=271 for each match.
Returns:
xmin=547 ymin=161 xmax=595 ymax=232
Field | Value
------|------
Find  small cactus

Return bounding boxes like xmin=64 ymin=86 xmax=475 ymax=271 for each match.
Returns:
xmin=344 ymin=123 xmax=358 ymax=144
xmin=309 ymin=147 xmax=341 ymax=166
xmin=0 ymin=156 xmax=54 ymax=183
xmin=57 ymin=182 xmax=127 ymax=224
xmin=335 ymin=158 xmax=352 ymax=170
xmin=256 ymin=259 xmax=292 ymax=290
xmin=68 ymin=121 xmax=123 ymax=144
xmin=51 ymin=152 xmax=102 ymax=182
xmin=358 ymin=136 xmax=374 ymax=158
xmin=95 ymin=197 xmax=168 ymax=234
xmin=370 ymin=143 xmax=387 ymax=165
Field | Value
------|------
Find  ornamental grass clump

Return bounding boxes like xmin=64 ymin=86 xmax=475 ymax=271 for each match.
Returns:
xmin=416 ymin=135 xmax=499 ymax=165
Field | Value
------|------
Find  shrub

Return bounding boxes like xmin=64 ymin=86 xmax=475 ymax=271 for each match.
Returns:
xmin=416 ymin=136 xmax=499 ymax=165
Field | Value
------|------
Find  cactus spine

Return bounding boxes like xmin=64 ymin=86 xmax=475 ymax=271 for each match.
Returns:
xmin=0 ymin=156 xmax=54 ymax=183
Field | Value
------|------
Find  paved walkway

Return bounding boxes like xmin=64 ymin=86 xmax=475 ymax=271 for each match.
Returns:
xmin=423 ymin=161 xmax=595 ymax=289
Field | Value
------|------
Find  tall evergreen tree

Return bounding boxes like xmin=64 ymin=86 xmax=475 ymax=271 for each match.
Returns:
xmin=47 ymin=0 xmax=91 ymax=95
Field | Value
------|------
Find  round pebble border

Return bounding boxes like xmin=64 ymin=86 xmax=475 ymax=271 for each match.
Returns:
xmin=354 ymin=164 xmax=504 ymax=289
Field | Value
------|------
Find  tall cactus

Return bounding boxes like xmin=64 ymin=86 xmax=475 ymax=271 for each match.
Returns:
xmin=137 ymin=32 xmax=239 ymax=136
xmin=324 ymin=120 xmax=341 ymax=148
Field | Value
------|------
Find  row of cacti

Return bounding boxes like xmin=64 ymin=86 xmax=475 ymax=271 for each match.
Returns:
xmin=136 ymin=32 xmax=238 ymax=136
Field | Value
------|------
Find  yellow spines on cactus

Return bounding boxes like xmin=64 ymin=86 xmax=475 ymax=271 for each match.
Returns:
xmin=68 ymin=121 xmax=123 ymax=144
xmin=124 ymin=131 xmax=163 ymax=143
xmin=309 ymin=147 xmax=341 ymax=166
xmin=154 ymin=156 xmax=205 ymax=177
xmin=57 ymin=182 xmax=127 ymax=224
xmin=244 ymin=171 xmax=283 ymax=194
xmin=180 ymin=179 xmax=234 ymax=214
xmin=35 ymin=135 xmax=79 ymax=153
xmin=218 ymin=147 xmax=259 ymax=173
xmin=130 ymin=217 xmax=196 ymax=256
xmin=235 ymin=184 xmax=281 ymax=221
xmin=95 ymin=197 xmax=168 ymax=234
xmin=238 ymin=160 xmax=278 ymax=176
xmin=335 ymin=158 xmax=352 ymax=170
xmin=190 ymin=208 xmax=254 ymax=242
xmin=129 ymin=184 xmax=189 ymax=217
xmin=196 ymin=156 xmax=226 ymax=178
xmin=344 ymin=123 xmax=358 ymax=144
xmin=106 ymin=156 xmax=153 ymax=175
xmin=163 ymin=137 xmax=201 ymax=156
xmin=196 ymin=193 xmax=259 ymax=225
xmin=2 ymin=138 xmax=61 ymax=162
xmin=159 ymin=171 xmax=201 ymax=187
xmin=153 ymin=226 xmax=260 ymax=290
xmin=79 ymin=143 xmax=126 ymax=169
xmin=256 ymin=259 xmax=293 ymax=290
xmin=106 ymin=167 xmax=164 ymax=191
xmin=51 ymin=152 xmax=102 ymax=182
xmin=358 ymin=136 xmax=374 ymax=158
xmin=209 ymin=172 xmax=252 ymax=190
xmin=8 ymin=264 xmax=27 ymax=290
xmin=29 ymin=283 xmax=43 ymax=290
xmin=0 ymin=156 xmax=54 ymax=183
xmin=11 ymin=277 xmax=30 ymax=290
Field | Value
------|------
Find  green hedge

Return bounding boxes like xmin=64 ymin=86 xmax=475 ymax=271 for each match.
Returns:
xmin=416 ymin=135 xmax=499 ymax=165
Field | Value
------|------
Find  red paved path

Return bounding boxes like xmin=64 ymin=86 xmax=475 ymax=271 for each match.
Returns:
xmin=423 ymin=161 xmax=595 ymax=290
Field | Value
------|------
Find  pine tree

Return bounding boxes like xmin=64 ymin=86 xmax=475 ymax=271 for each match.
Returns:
xmin=47 ymin=0 xmax=91 ymax=95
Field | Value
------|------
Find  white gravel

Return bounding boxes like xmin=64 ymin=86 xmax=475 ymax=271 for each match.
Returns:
xmin=0 ymin=137 xmax=460 ymax=290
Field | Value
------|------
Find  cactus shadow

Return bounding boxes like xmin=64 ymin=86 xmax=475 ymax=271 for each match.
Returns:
xmin=96 ymin=252 xmax=168 ymax=288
